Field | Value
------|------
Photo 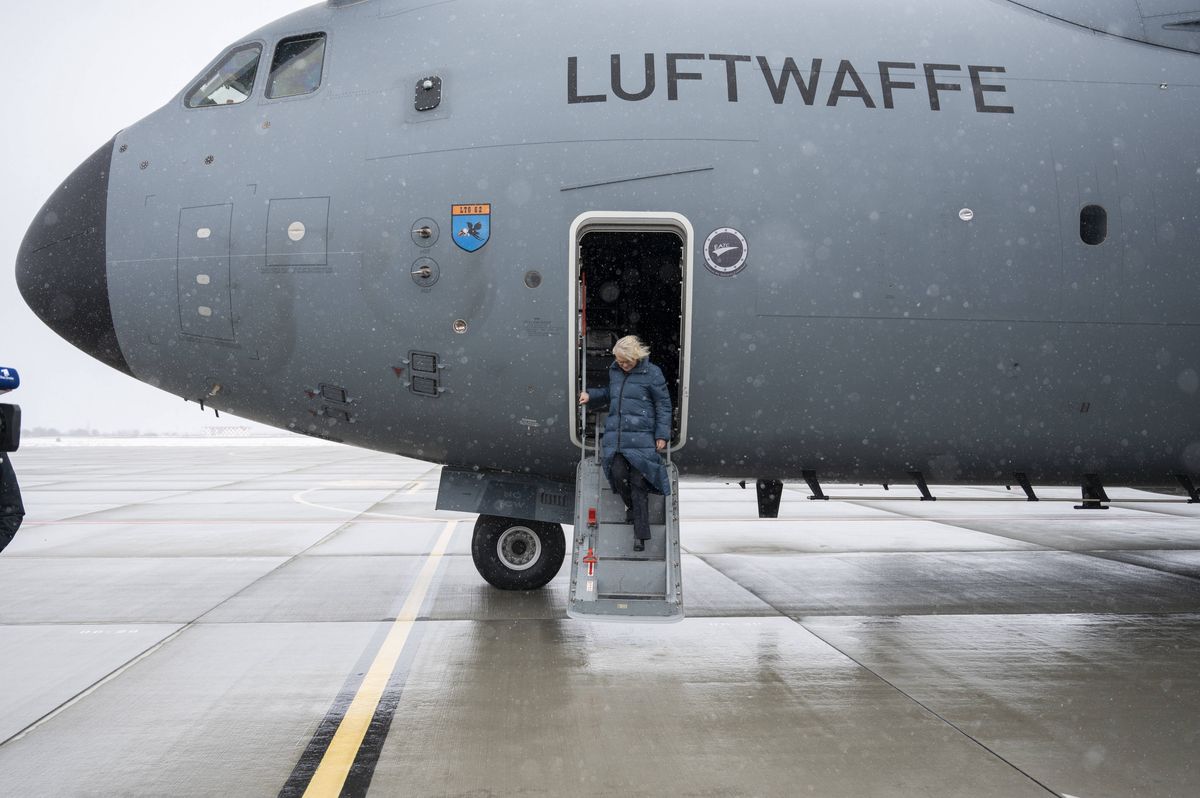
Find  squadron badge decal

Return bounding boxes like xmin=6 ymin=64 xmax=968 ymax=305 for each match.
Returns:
xmin=703 ymin=227 xmax=749 ymax=276
xmin=452 ymin=203 xmax=491 ymax=252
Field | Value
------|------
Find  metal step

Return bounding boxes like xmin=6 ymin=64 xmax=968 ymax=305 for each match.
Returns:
xmin=577 ymin=597 xmax=682 ymax=619
xmin=597 ymin=559 xmax=667 ymax=598
xmin=568 ymin=457 xmax=683 ymax=623
xmin=596 ymin=523 xmax=666 ymax=560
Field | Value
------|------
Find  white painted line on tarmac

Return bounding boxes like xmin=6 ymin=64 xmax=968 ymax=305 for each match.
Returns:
xmin=291 ymin=487 xmax=444 ymax=522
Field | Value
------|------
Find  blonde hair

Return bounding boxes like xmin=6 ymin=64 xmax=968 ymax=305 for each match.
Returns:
xmin=613 ymin=335 xmax=650 ymax=362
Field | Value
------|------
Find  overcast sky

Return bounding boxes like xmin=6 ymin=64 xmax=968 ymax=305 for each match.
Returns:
xmin=1 ymin=0 xmax=312 ymax=433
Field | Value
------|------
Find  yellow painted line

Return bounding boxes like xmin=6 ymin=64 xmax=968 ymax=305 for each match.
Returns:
xmin=302 ymin=519 xmax=458 ymax=798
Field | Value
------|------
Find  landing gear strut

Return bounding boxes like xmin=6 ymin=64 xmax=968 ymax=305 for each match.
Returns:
xmin=471 ymin=515 xmax=565 ymax=590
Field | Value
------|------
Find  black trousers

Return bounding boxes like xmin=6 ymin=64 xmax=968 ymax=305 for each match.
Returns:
xmin=610 ymin=453 xmax=651 ymax=541
xmin=0 ymin=453 xmax=23 ymax=555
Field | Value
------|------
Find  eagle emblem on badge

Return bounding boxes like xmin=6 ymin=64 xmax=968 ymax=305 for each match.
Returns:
xmin=703 ymin=227 xmax=749 ymax=276
xmin=451 ymin=203 xmax=491 ymax=252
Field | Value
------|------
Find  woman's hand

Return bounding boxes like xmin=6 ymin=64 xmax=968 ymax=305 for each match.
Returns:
xmin=656 ymin=439 xmax=667 ymax=452
xmin=578 ymin=392 xmax=589 ymax=405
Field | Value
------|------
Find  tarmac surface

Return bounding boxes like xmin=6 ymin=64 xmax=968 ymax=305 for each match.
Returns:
xmin=1 ymin=440 xmax=1198 ymax=797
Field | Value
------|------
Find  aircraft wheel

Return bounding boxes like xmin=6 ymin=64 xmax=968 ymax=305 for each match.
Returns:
xmin=472 ymin=515 xmax=565 ymax=590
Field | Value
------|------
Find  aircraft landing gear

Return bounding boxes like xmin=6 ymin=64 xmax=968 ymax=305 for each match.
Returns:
xmin=471 ymin=515 xmax=565 ymax=590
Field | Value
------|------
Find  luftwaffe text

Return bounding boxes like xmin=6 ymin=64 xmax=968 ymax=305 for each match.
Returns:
xmin=568 ymin=54 xmax=1015 ymax=114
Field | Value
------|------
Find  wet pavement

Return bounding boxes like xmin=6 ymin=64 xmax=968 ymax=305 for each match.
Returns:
xmin=0 ymin=441 xmax=1198 ymax=797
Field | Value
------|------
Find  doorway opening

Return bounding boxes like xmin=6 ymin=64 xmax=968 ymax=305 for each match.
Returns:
xmin=569 ymin=212 xmax=693 ymax=451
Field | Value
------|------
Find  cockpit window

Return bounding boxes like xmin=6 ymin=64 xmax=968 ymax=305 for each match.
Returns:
xmin=266 ymin=33 xmax=327 ymax=99
xmin=186 ymin=44 xmax=262 ymax=108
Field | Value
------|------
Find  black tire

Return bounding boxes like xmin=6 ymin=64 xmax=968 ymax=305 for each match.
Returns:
xmin=471 ymin=515 xmax=565 ymax=590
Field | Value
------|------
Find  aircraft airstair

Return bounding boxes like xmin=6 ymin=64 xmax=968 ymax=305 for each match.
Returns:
xmin=568 ymin=420 xmax=683 ymax=622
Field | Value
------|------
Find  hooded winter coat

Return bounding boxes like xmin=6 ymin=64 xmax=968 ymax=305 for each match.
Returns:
xmin=585 ymin=358 xmax=673 ymax=496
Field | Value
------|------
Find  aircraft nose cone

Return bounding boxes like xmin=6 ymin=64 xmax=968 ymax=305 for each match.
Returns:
xmin=15 ymin=137 xmax=133 ymax=378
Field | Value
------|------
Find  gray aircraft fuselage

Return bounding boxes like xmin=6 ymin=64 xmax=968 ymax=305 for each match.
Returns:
xmin=17 ymin=0 xmax=1200 ymax=495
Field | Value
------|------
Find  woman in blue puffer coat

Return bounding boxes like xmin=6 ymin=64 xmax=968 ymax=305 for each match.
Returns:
xmin=578 ymin=335 xmax=672 ymax=551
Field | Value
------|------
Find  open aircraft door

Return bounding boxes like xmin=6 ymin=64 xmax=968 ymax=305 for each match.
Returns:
xmin=566 ymin=212 xmax=693 ymax=623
